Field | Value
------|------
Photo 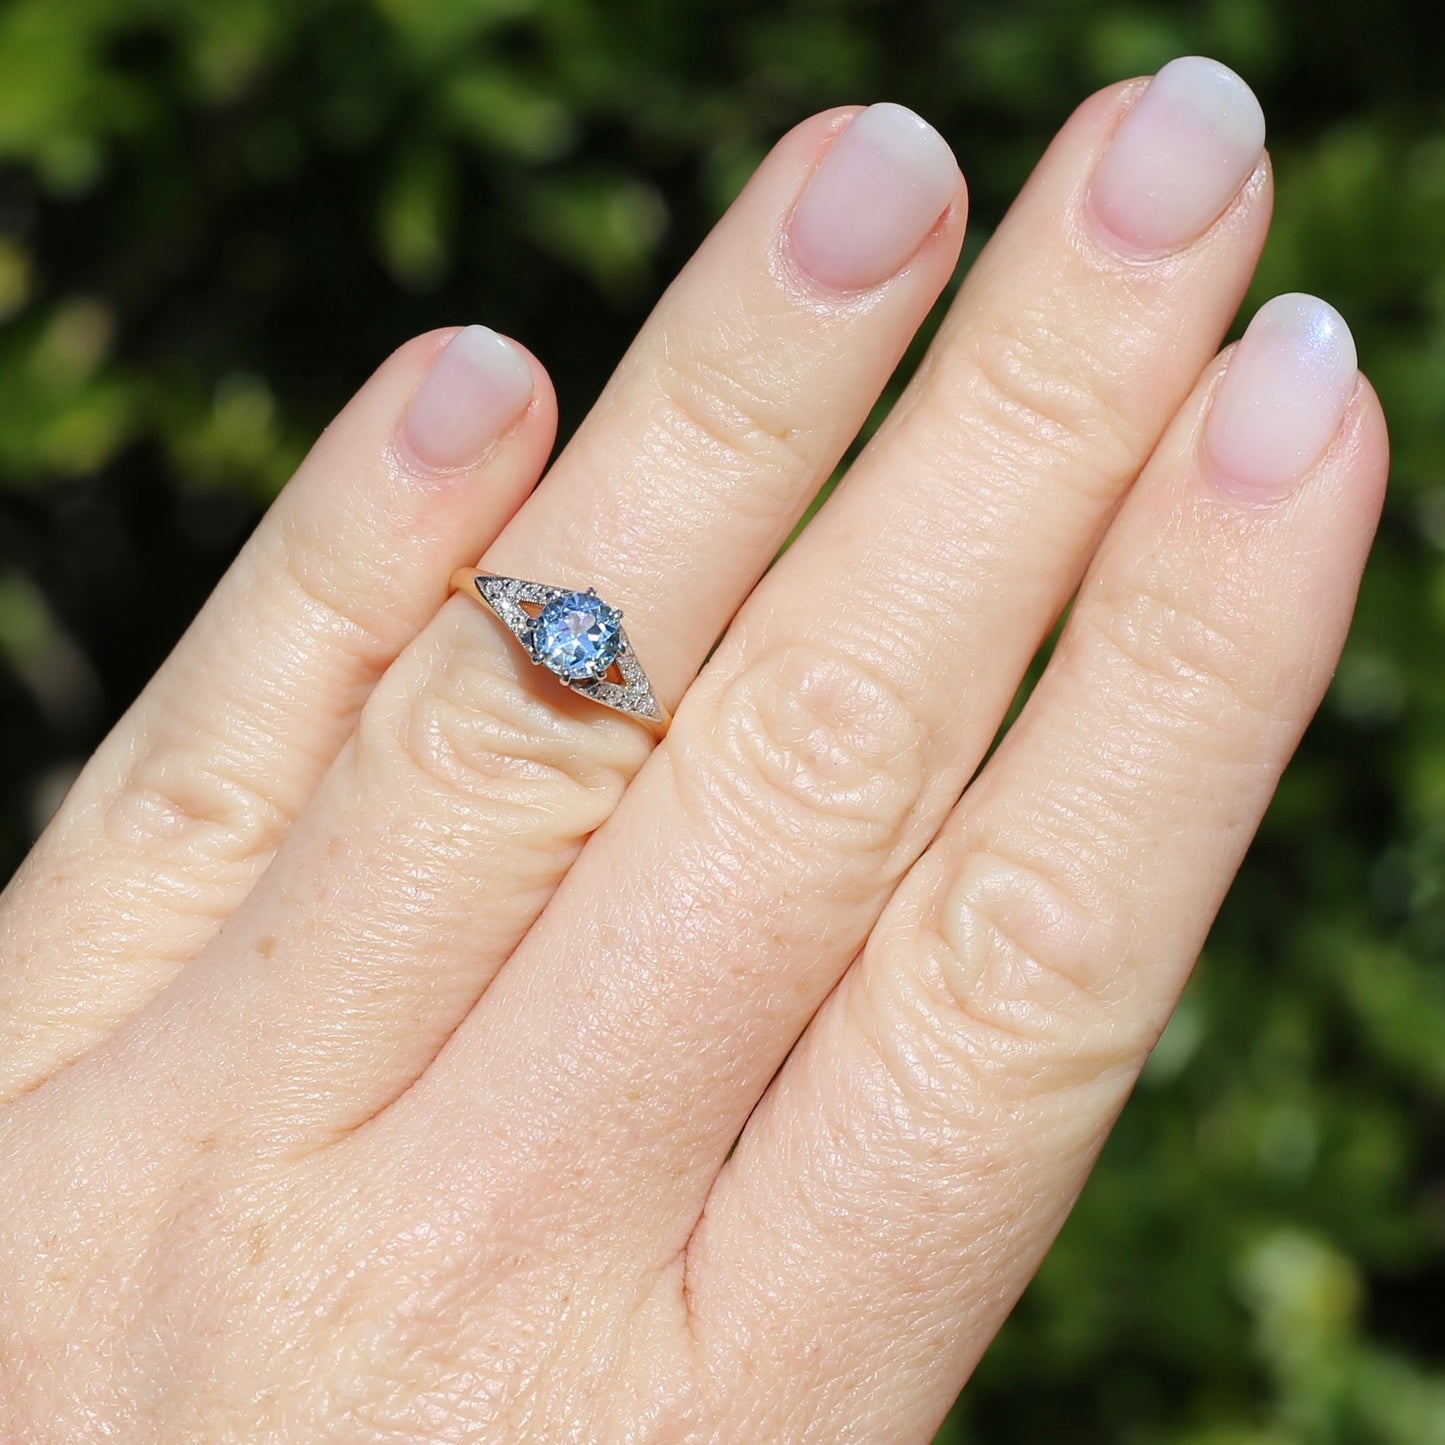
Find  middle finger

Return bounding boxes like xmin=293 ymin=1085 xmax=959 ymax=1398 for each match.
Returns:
xmin=389 ymin=59 xmax=1272 ymax=1238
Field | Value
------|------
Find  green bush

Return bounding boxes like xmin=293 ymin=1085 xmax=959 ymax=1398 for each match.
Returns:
xmin=1 ymin=2 xmax=1442 ymax=1438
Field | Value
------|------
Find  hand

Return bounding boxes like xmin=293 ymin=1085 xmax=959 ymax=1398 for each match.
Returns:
xmin=0 ymin=58 xmax=1387 ymax=1442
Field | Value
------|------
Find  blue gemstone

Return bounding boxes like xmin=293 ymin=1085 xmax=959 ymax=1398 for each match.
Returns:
xmin=531 ymin=590 xmax=623 ymax=681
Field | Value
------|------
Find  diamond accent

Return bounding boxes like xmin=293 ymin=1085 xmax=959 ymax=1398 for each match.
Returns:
xmin=467 ymin=572 xmax=666 ymax=727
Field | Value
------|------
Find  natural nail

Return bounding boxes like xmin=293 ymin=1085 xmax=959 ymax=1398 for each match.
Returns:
xmin=403 ymin=325 xmax=534 ymax=471
xmin=1205 ymin=293 xmax=1358 ymax=502
xmin=1090 ymin=55 xmax=1265 ymax=254
xmin=787 ymin=102 xmax=958 ymax=292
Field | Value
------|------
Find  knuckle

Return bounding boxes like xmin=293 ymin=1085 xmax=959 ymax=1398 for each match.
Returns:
xmin=676 ymin=643 xmax=930 ymax=875
xmin=105 ymin=750 xmax=288 ymax=870
xmin=278 ymin=502 xmax=402 ymax=669
xmin=651 ymin=336 xmax=813 ymax=478
xmin=922 ymin=308 xmax=1147 ymax=504
xmin=875 ymin=840 xmax=1151 ymax=1105
xmin=357 ymin=629 xmax=643 ymax=838
xmin=1087 ymin=565 xmax=1295 ymax=732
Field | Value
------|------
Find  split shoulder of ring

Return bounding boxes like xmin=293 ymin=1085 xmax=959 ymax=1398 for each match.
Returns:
xmin=449 ymin=568 xmax=671 ymax=737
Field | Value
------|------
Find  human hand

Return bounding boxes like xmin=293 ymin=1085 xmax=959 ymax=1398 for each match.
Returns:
xmin=0 ymin=57 xmax=1387 ymax=1442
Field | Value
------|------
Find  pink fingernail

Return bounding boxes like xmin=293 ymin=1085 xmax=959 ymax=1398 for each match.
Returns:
xmin=1090 ymin=56 xmax=1265 ymax=254
xmin=1205 ymin=294 xmax=1358 ymax=502
xmin=402 ymin=325 xmax=534 ymax=470
xmin=787 ymin=103 xmax=958 ymax=292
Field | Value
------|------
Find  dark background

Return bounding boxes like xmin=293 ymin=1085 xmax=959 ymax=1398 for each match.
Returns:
xmin=1 ymin=1 xmax=1443 ymax=1439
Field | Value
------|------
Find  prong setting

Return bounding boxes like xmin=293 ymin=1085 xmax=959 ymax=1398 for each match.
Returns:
xmin=455 ymin=570 xmax=668 ymax=732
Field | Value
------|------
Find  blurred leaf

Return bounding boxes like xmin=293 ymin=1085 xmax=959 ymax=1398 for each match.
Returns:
xmin=520 ymin=167 xmax=667 ymax=297
xmin=377 ymin=140 xmax=456 ymax=289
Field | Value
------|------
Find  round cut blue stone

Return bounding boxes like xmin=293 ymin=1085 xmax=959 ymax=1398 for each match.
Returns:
xmin=531 ymin=590 xmax=622 ymax=681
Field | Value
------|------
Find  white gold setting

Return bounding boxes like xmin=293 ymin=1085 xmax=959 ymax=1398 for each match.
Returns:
xmin=450 ymin=568 xmax=670 ymax=735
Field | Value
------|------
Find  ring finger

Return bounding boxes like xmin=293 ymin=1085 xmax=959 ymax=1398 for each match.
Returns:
xmin=79 ymin=102 xmax=966 ymax=1145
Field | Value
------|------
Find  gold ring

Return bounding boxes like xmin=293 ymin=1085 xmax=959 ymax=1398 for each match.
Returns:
xmin=449 ymin=568 xmax=670 ymax=738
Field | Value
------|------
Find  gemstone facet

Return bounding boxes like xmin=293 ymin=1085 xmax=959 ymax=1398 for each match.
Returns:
xmin=530 ymin=590 xmax=623 ymax=681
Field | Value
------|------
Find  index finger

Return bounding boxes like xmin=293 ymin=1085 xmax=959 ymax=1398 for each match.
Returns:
xmin=686 ymin=308 xmax=1387 ymax=1440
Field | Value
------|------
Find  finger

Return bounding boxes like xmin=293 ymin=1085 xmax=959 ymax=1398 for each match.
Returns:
xmin=686 ymin=299 xmax=1388 ymax=1438
xmin=0 ymin=326 xmax=555 ymax=1104
xmin=385 ymin=62 xmax=1271 ymax=1233
xmin=97 ymin=105 xmax=966 ymax=1144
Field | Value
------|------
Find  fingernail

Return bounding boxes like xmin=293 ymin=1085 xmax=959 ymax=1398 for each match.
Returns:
xmin=787 ymin=103 xmax=958 ymax=291
xmin=402 ymin=325 xmax=534 ymax=470
xmin=1090 ymin=56 xmax=1265 ymax=254
xmin=1205 ymin=294 xmax=1358 ymax=501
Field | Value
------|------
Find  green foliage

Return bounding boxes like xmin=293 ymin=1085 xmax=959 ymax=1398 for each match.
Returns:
xmin=0 ymin=1 xmax=1442 ymax=1439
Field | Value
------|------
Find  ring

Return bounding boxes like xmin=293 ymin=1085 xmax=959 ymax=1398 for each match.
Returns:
xmin=449 ymin=568 xmax=671 ymax=737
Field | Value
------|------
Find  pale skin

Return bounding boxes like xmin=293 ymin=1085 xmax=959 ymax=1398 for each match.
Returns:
xmin=0 ymin=61 xmax=1389 ymax=1444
